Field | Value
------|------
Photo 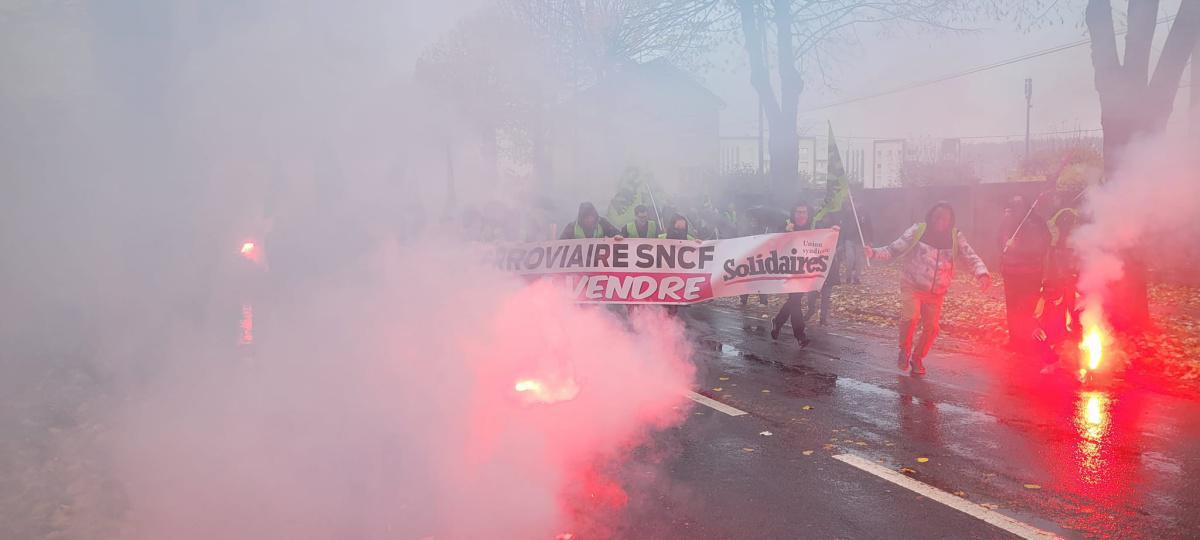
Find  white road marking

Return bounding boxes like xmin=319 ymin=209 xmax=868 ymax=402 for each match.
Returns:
xmin=832 ymin=454 xmax=1059 ymax=540
xmin=686 ymin=391 xmax=748 ymax=416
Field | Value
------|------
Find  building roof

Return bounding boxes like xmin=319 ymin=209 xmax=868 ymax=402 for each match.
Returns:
xmin=578 ymin=58 xmax=725 ymax=108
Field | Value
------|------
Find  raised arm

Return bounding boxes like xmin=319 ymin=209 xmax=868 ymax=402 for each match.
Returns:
xmin=867 ymin=224 xmax=920 ymax=262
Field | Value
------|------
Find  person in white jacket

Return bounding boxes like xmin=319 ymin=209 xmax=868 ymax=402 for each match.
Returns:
xmin=865 ymin=201 xmax=991 ymax=375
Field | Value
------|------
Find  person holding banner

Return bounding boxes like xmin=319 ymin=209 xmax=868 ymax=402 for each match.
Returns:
xmin=865 ymin=201 xmax=991 ymax=375
xmin=805 ymin=210 xmax=845 ymax=326
xmin=660 ymin=213 xmax=700 ymax=242
xmin=623 ymin=205 xmax=660 ymax=238
xmin=559 ymin=202 xmax=623 ymax=240
xmin=661 ymin=213 xmax=700 ymax=317
xmin=771 ymin=202 xmax=815 ymax=347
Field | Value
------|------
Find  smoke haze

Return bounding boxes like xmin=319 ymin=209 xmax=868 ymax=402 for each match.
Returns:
xmin=1 ymin=2 xmax=694 ymax=538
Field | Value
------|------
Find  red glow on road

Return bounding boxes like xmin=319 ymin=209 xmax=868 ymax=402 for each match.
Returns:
xmin=239 ymin=303 xmax=253 ymax=345
xmin=1074 ymin=391 xmax=1112 ymax=486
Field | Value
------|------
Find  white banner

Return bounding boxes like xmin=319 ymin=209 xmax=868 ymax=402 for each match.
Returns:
xmin=490 ymin=229 xmax=839 ymax=304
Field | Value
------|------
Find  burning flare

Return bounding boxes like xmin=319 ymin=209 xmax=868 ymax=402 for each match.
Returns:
xmin=514 ymin=377 xmax=580 ymax=405
xmin=1082 ymin=327 xmax=1104 ymax=371
xmin=1077 ymin=307 xmax=1110 ymax=380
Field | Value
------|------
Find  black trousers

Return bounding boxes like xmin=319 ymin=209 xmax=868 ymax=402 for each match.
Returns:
xmin=773 ymin=293 xmax=807 ymax=340
xmin=1003 ymin=271 xmax=1043 ymax=351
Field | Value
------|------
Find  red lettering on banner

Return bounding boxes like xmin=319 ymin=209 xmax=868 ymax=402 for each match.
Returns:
xmin=532 ymin=272 xmax=712 ymax=304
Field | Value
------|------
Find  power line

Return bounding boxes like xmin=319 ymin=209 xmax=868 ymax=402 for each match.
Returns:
xmin=803 ymin=15 xmax=1177 ymax=112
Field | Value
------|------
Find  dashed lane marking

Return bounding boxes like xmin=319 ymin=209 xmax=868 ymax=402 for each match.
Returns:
xmin=686 ymin=391 xmax=748 ymax=417
xmin=832 ymin=454 xmax=1059 ymax=540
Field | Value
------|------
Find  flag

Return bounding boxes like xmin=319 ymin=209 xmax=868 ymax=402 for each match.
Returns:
xmin=814 ymin=122 xmax=848 ymax=223
xmin=607 ymin=166 xmax=648 ymax=227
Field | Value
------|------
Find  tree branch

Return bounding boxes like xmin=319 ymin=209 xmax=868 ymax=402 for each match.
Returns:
xmin=1123 ymin=0 xmax=1160 ymax=87
xmin=1148 ymin=0 xmax=1200 ymax=110
xmin=774 ymin=0 xmax=803 ymax=117
xmin=1085 ymin=0 xmax=1122 ymax=97
xmin=738 ymin=0 xmax=782 ymax=119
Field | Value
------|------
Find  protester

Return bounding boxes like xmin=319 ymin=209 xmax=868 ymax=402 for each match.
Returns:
xmin=559 ymin=202 xmax=622 ymax=240
xmin=661 ymin=213 xmax=698 ymax=241
xmin=1036 ymin=207 xmax=1082 ymax=373
xmin=623 ymin=204 xmax=660 ymax=238
xmin=842 ymin=207 xmax=873 ymax=284
xmin=771 ymin=202 xmax=814 ymax=347
xmin=805 ymin=210 xmax=843 ymax=326
xmin=739 ymin=209 xmax=770 ymax=307
xmin=866 ymin=201 xmax=991 ymax=375
xmin=662 ymin=213 xmax=698 ymax=316
xmin=998 ymin=194 xmax=1051 ymax=353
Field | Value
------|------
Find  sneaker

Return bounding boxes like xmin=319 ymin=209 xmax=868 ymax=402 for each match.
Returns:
xmin=798 ymin=335 xmax=811 ymax=348
xmin=897 ymin=351 xmax=910 ymax=371
xmin=911 ymin=357 xmax=926 ymax=375
xmin=771 ymin=323 xmax=781 ymax=341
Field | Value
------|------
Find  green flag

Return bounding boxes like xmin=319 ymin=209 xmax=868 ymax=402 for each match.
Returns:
xmin=607 ymin=166 xmax=648 ymax=227
xmin=814 ymin=122 xmax=848 ymax=222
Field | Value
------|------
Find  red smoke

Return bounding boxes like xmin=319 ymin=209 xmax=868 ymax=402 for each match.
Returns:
xmin=106 ymin=243 xmax=695 ymax=539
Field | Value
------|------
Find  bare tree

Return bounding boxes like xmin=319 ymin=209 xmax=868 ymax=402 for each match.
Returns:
xmin=1086 ymin=0 xmax=1200 ymax=176
xmin=1082 ymin=0 xmax=1200 ymax=329
xmin=724 ymin=0 xmax=978 ymax=192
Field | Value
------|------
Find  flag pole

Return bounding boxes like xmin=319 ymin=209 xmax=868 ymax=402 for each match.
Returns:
xmin=847 ymin=187 xmax=870 ymax=267
xmin=645 ymin=182 xmax=664 ymax=231
xmin=1003 ymin=191 xmax=1048 ymax=254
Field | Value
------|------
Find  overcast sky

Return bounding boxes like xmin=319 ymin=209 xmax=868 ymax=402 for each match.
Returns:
xmin=701 ymin=3 xmax=1194 ymax=143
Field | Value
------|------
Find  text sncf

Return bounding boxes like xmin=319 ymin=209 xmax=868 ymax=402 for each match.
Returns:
xmin=499 ymin=243 xmax=716 ymax=271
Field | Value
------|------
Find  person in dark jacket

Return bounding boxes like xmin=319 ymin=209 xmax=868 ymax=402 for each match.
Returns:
xmin=771 ymin=202 xmax=814 ymax=347
xmin=998 ymin=195 xmax=1051 ymax=353
xmin=661 ymin=213 xmax=698 ymax=240
xmin=560 ymin=202 xmax=622 ymax=240
xmin=662 ymin=213 xmax=698 ymax=316
xmin=806 ymin=210 xmax=843 ymax=326
xmin=842 ymin=208 xmax=873 ymax=284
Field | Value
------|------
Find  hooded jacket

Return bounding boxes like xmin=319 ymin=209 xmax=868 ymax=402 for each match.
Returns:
xmin=661 ymin=213 xmax=696 ymax=240
xmin=870 ymin=202 xmax=988 ymax=295
xmin=559 ymin=202 xmax=621 ymax=239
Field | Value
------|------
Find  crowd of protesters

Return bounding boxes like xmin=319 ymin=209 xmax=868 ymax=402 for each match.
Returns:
xmin=456 ymin=187 xmax=1082 ymax=377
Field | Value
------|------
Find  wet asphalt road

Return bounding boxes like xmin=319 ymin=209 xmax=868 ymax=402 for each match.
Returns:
xmin=617 ymin=305 xmax=1200 ymax=539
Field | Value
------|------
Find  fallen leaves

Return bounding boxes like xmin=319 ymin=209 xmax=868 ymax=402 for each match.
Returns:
xmin=827 ymin=266 xmax=1200 ymax=392
xmin=1023 ymin=484 xmax=1042 ymax=490
xmin=759 ymin=431 xmax=773 ymax=437
xmin=719 ymin=376 xmax=730 ymax=381
xmin=916 ymin=457 xmax=930 ymax=463
xmin=802 ymin=450 xmax=814 ymax=456
xmin=711 ymin=387 xmax=723 ymax=392
xmin=899 ymin=467 xmax=917 ymax=475
xmin=801 ymin=405 xmax=814 ymax=411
